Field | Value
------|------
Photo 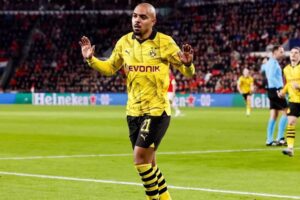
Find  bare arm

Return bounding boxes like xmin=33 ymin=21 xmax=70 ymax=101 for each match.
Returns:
xmin=250 ymin=83 xmax=255 ymax=93
xmin=236 ymin=79 xmax=242 ymax=93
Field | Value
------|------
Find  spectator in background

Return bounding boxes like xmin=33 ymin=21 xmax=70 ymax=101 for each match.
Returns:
xmin=4 ymin=0 xmax=299 ymax=94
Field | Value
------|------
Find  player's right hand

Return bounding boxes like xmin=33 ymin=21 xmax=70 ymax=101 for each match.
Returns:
xmin=79 ymin=36 xmax=95 ymax=59
xmin=178 ymin=44 xmax=194 ymax=67
xmin=277 ymin=90 xmax=285 ymax=98
xmin=292 ymin=82 xmax=300 ymax=90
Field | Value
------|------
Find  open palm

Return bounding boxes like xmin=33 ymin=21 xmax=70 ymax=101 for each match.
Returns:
xmin=79 ymin=36 xmax=95 ymax=59
xmin=178 ymin=44 xmax=194 ymax=66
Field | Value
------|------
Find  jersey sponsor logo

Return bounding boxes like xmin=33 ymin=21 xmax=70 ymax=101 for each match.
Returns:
xmin=125 ymin=64 xmax=160 ymax=72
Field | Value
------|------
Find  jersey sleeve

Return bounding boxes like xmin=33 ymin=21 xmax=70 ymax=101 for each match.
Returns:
xmin=86 ymin=38 xmax=124 ymax=76
xmin=164 ymin=37 xmax=195 ymax=78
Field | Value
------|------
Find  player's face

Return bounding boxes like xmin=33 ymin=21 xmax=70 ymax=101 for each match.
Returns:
xmin=290 ymin=49 xmax=300 ymax=64
xmin=132 ymin=6 xmax=155 ymax=37
xmin=275 ymin=47 xmax=285 ymax=60
xmin=243 ymin=69 xmax=249 ymax=77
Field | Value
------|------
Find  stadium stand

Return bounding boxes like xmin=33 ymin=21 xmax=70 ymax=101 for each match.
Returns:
xmin=1 ymin=0 xmax=299 ymax=93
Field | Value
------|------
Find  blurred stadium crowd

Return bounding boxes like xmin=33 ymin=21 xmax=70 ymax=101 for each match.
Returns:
xmin=0 ymin=0 xmax=299 ymax=93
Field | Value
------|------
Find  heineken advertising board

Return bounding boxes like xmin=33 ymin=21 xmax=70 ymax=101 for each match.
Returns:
xmin=0 ymin=93 xmax=271 ymax=108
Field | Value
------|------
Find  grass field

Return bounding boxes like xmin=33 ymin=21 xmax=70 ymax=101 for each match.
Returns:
xmin=0 ymin=105 xmax=300 ymax=200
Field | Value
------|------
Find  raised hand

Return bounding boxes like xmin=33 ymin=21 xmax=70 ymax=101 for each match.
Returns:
xmin=79 ymin=36 xmax=95 ymax=59
xmin=277 ymin=90 xmax=285 ymax=98
xmin=178 ymin=44 xmax=194 ymax=66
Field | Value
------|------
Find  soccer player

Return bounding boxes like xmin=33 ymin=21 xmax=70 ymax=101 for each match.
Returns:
xmin=261 ymin=45 xmax=288 ymax=146
xmin=168 ymin=70 xmax=181 ymax=117
xmin=278 ymin=47 xmax=300 ymax=156
xmin=79 ymin=3 xmax=195 ymax=200
xmin=237 ymin=68 xmax=254 ymax=116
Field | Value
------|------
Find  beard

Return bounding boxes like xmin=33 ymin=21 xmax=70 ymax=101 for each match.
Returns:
xmin=133 ymin=30 xmax=142 ymax=36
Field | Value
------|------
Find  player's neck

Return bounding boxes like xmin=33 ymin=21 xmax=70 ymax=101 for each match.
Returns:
xmin=291 ymin=61 xmax=298 ymax=67
xmin=272 ymin=55 xmax=281 ymax=62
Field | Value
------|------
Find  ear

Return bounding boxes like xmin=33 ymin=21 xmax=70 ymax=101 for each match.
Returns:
xmin=152 ymin=18 xmax=156 ymax=26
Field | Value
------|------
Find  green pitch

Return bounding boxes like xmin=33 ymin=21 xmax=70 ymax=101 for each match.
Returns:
xmin=0 ymin=105 xmax=300 ymax=200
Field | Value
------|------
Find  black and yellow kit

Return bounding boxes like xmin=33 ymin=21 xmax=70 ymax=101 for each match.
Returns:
xmin=283 ymin=63 xmax=300 ymax=116
xmin=237 ymin=75 xmax=253 ymax=97
xmin=87 ymin=31 xmax=195 ymax=117
xmin=87 ymin=30 xmax=194 ymax=200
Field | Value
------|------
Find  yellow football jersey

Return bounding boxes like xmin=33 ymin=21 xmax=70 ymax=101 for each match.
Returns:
xmin=237 ymin=76 xmax=254 ymax=94
xmin=87 ymin=31 xmax=195 ymax=116
xmin=282 ymin=63 xmax=300 ymax=103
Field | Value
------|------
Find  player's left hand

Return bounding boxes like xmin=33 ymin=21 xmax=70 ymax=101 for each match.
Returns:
xmin=292 ymin=82 xmax=300 ymax=90
xmin=178 ymin=44 xmax=193 ymax=67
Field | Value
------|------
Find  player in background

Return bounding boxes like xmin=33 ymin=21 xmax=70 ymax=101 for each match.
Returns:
xmin=237 ymin=68 xmax=254 ymax=116
xmin=79 ymin=3 xmax=195 ymax=200
xmin=278 ymin=47 xmax=300 ymax=156
xmin=168 ymin=70 xmax=181 ymax=117
xmin=261 ymin=45 xmax=288 ymax=146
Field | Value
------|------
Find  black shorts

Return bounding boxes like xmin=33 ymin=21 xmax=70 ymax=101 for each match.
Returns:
xmin=287 ymin=102 xmax=300 ymax=117
xmin=127 ymin=112 xmax=171 ymax=150
xmin=267 ymin=88 xmax=288 ymax=110
xmin=242 ymin=93 xmax=251 ymax=101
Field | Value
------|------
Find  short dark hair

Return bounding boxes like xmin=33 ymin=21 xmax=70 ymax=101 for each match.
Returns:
xmin=291 ymin=46 xmax=300 ymax=52
xmin=272 ymin=45 xmax=282 ymax=53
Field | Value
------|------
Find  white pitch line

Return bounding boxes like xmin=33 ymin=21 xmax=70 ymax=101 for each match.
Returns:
xmin=0 ymin=171 xmax=300 ymax=199
xmin=0 ymin=147 xmax=298 ymax=160
xmin=0 ymin=153 xmax=132 ymax=160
